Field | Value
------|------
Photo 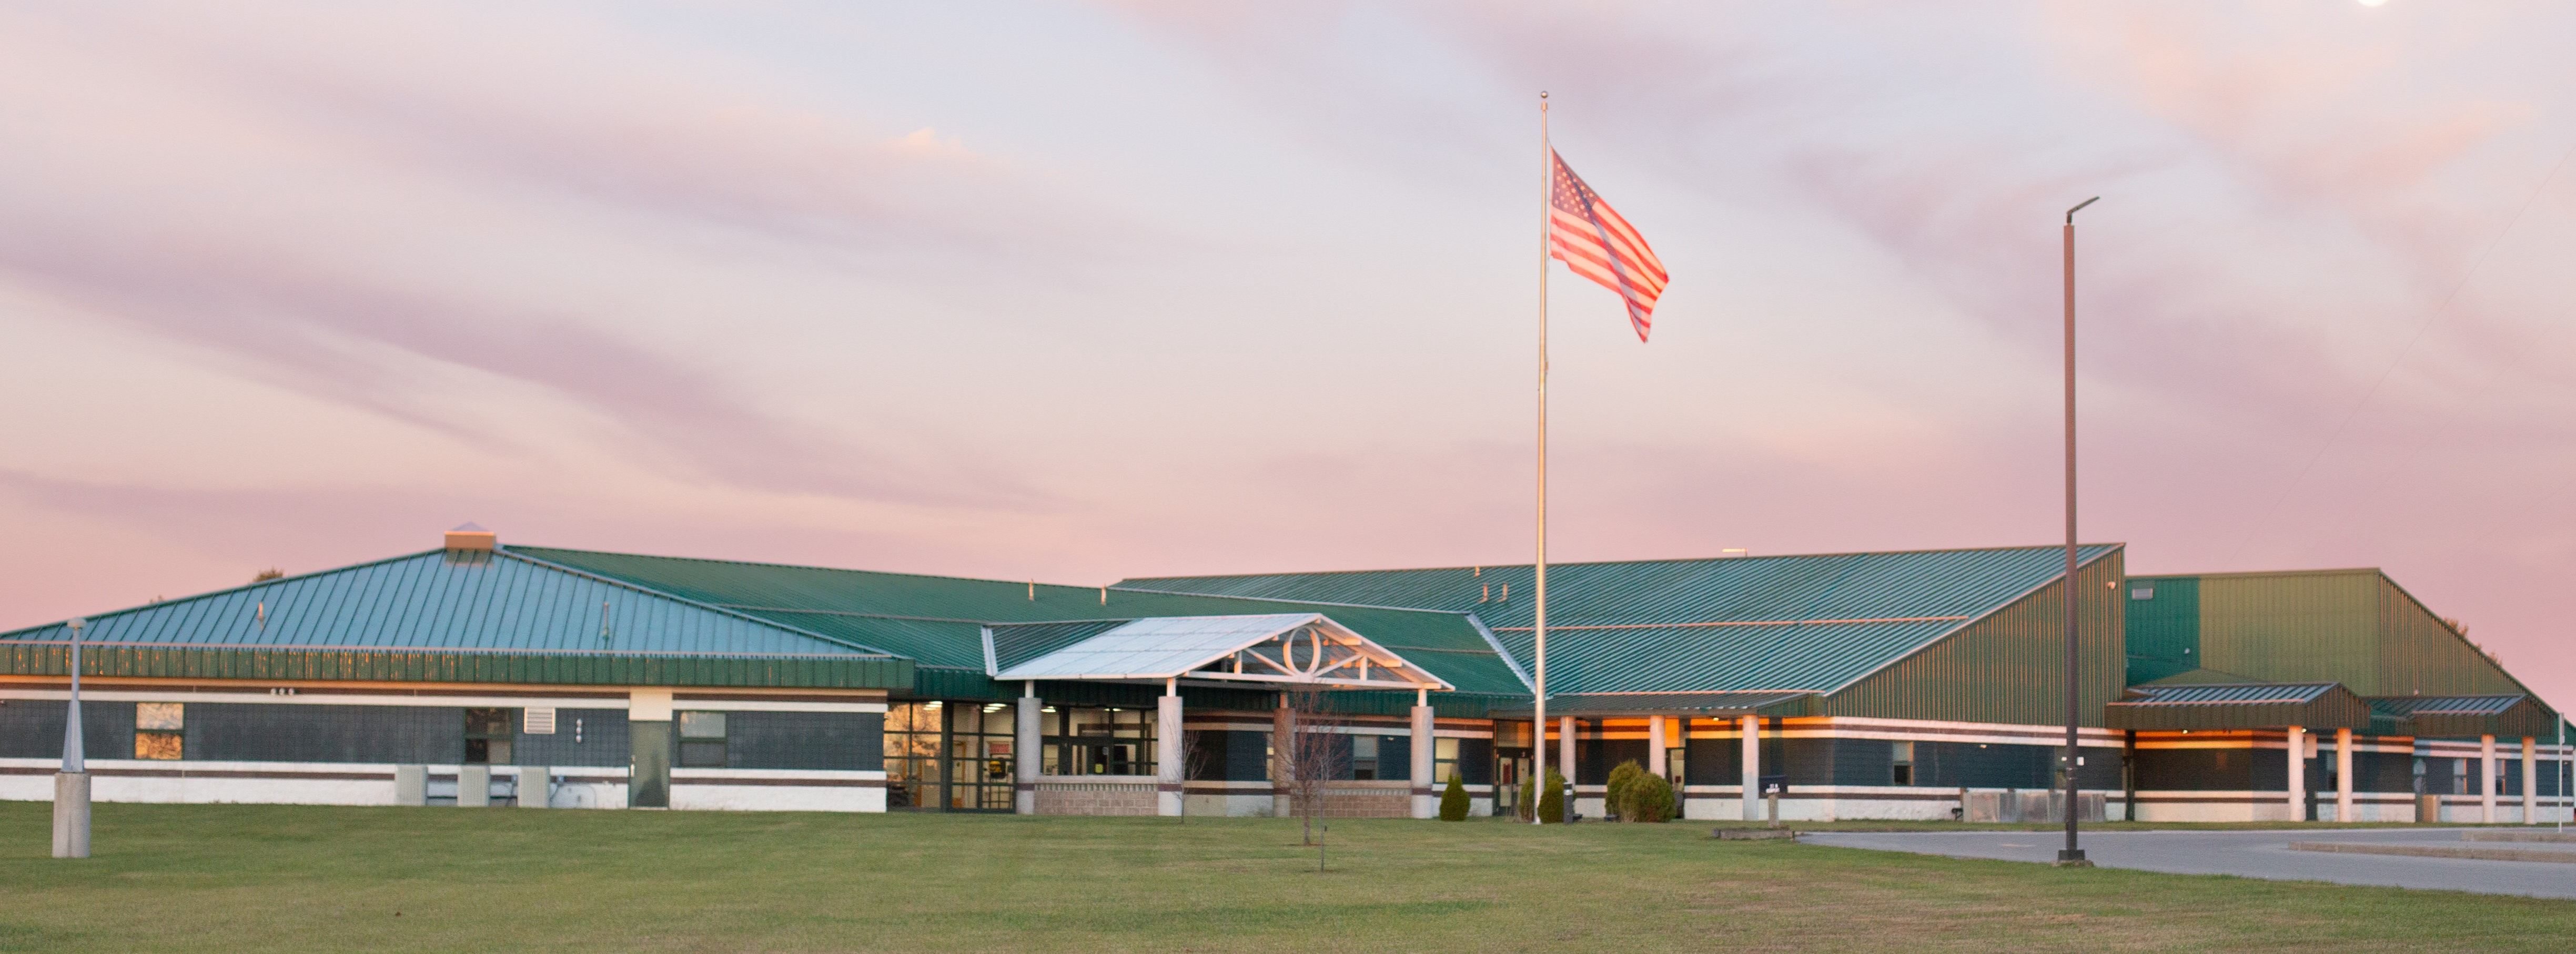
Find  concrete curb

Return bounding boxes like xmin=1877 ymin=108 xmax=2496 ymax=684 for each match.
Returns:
xmin=2289 ymin=841 xmax=2576 ymax=864
xmin=2461 ymin=831 xmax=2576 ymax=844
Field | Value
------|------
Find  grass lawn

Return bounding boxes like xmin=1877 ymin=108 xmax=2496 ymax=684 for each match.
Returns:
xmin=3 ymin=803 xmax=2571 ymax=952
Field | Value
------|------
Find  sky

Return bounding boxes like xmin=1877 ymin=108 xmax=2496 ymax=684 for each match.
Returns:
xmin=3 ymin=1 xmax=2571 ymax=709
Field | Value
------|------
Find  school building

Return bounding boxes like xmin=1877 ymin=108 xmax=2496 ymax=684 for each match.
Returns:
xmin=3 ymin=527 xmax=2565 ymax=823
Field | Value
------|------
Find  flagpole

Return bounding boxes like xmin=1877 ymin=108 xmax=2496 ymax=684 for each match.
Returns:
xmin=1532 ymin=90 xmax=1551 ymax=824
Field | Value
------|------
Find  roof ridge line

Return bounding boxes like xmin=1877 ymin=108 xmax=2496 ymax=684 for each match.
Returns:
xmin=497 ymin=549 xmax=903 ymax=658
xmin=1816 ymin=545 xmax=2125 ymax=698
xmin=1106 ymin=585 xmax=1477 ymax=617
xmin=1492 ymin=614 xmax=1976 ymax=631
xmin=2131 ymin=567 xmax=2382 ymax=580
xmin=510 ymin=545 xmax=1113 ymax=592
xmin=1119 ymin=542 xmax=2131 ymax=584
xmin=0 ymin=640 xmax=895 ymax=660
xmin=1463 ymin=613 xmax=1534 ymax=694
xmin=0 ymin=549 xmax=454 ymax=637
xmin=724 ymin=605 xmax=998 ymax=626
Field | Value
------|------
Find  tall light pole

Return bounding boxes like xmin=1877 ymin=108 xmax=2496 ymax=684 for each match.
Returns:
xmin=2058 ymin=197 xmax=2098 ymax=868
xmin=55 ymin=617 xmax=90 ymax=859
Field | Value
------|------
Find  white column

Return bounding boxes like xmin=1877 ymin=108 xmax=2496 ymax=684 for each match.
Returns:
xmin=2523 ymin=736 xmax=2538 ymax=825
xmin=2335 ymin=727 xmax=2353 ymax=823
xmin=1015 ymin=683 xmax=1040 ymax=815
xmin=2481 ymin=734 xmax=2498 ymax=824
xmin=1410 ymin=692 xmax=1437 ymax=819
xmin=1558 ymin=716 xmax=1576 ymax=787
xmin=1741 ymin=715 xmax=1761 ymax=821
xmin=2285 ymin=726 xmax=2305 ymax=822
xmin=1156 ymin=679 xmax=1183 ymax=817
xmin=1648 ymin=715 xmax=1669 ymax=778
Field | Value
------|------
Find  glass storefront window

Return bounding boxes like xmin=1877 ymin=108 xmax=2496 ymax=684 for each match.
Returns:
xmin=884 ymin=700 xmax=1016 ymax=811
xmin=1044 ymin=705 xmax=1155 ymax=777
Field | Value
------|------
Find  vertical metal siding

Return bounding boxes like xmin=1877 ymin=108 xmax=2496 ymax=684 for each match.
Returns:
xmin=2374 ymin=577 xmax=2529 ymax=698
xmin=2123 ymin=575 xmax=2199 ymax=685
xmin=1822 ymin=551 xmax=2125 ymax=726
xmin=2196 ymin=571 xmax=2378 ymax=692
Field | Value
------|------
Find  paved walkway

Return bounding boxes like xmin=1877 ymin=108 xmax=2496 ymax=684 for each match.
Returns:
xmin=1800 ymin=828 xmax=2576 ymax=899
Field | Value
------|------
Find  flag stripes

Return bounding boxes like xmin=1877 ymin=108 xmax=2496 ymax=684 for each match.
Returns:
xmin=1547 ymin=149 xmax=1669 ymax=341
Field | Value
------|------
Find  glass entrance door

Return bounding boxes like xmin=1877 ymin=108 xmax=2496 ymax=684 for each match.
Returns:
xmin=885 ymin=700 xmax=1017 ymax=812
xmin=946 ymin=702 xmax=1015 ymax=811
xmin=1494 ymin=747 xmax=1531 ymax=817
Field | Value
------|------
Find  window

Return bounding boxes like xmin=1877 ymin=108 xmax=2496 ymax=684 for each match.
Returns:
xmin=1352 ymin=735 xmax=1379 ymax=780
xmin=2453 ymin=758 xmax=2470 ymax=795
xmin=1044 ymin=705 xmax=1155 ymax=777
xmin=135 ymin=702 xmax=184 ymax=760
xmin=885 ymin=701 xmax=943 ymax=808
xmin=1891 ymin=740 xmax=1915 ymax=786
xmin=679 ymin=711 xmax=728 ymax=768
xmin=1433 ymin=737 xmax=1461 ymax=784
xmin=463 ymin=708 xmax=513 ymax=764
xmin=882 ymin=700 xmax=1014 ymax=811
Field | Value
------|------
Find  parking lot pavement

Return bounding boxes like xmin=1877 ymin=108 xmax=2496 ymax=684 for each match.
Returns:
xmin=1797 ymin=828 xmax=2576 ymax=899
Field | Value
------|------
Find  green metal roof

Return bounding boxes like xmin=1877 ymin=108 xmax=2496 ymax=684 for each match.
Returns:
xmin=988 ymin=620 xmax=1129 ymax=673
xmin=513 ymin=546 xmax=1529 ymax=697
xmin=1124 ymin=544 xmax=2123 ymax=696
xmin=0 ymin=549 xmax=911 ymax=689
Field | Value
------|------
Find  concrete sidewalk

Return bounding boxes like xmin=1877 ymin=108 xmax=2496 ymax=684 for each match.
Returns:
xmin=1799 ymin=828 xmax=2576 ymax=899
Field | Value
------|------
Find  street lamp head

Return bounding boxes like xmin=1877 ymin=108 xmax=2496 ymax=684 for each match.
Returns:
xmin=67 ymin=618 xmax=83 ymax=634
xmin=2065 ymin=196 xmax=2100 ymax=224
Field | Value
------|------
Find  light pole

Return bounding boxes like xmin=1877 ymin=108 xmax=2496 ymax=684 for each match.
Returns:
xmin=55 ymin=617 xmax=90 ymax=859
xmin=2058 ymin=197 xmax=2098 ymax=868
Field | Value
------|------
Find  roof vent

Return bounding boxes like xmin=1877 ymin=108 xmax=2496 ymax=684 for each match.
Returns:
xmin=445 ymin=523 xmax=497 ymax=551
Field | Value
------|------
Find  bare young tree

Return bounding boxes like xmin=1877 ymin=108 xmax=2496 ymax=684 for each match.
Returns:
xmin=1176 ymin=723 xmax=1211 ymax=823
xmin=1276 ymin=683 xmax=1351 ymax=850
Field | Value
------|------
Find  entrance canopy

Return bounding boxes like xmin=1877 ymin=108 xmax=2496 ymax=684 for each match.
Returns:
xmin=992 ymin=613 xmax=1451 ymax=691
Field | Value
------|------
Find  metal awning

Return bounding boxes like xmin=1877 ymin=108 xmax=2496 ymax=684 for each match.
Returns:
xmin=991 ymin=613 xmax=1452 ymax=690
xmin=2369 ymin=695 xmax=2555 ymax=739
xmin=2105 ymin=682 xmax=2381 ymax=733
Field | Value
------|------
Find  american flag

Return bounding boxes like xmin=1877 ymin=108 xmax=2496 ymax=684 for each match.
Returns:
xmin=1548 ymin=149 xmax=1669 ymax=341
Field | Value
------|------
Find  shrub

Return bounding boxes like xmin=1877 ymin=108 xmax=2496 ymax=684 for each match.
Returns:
xmin=1438 ymin=772 xmax=1470 ymax=821
xmin=1536 ymin=768 xmax=1567 ymax=824
xmin=1605 ymin=759 xmax=1648 ymax=821
xmin=1624 ymin=773 xmax=1677 ymax=823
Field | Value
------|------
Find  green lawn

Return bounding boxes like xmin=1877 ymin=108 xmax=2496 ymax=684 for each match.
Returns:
xmin=2 ymin=803 xmax=2570 ymax=952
